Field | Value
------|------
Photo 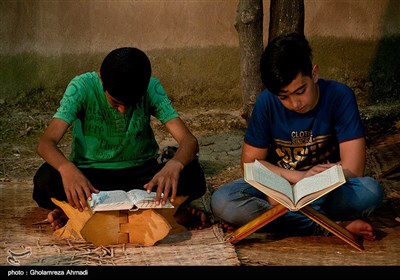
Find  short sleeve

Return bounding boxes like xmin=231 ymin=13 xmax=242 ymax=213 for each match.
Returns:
xmin=147 ymin=78 xmax=178 ymax=124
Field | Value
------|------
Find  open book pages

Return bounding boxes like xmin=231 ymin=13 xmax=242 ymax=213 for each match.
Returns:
xmin=127 ymin=189 xmax=174 ymax=210
xmin=89 ymin=189 xmax=174 ymax=212
xmin=244 ymin=160 xmax=346 ymax=211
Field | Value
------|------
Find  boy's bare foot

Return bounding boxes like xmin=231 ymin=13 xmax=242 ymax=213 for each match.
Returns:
xmin=339 ymin=219 xmax=376 ymax=241
xmin=174 ymin=206 xmax=210 ymax=230
xmin=219 ymin=220 xmax=236 ymax=233
xmin=47 ymin=208 xmax=69 ymax=231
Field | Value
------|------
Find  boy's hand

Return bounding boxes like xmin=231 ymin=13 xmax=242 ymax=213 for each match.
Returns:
xmin=303 ymin=163 xmax=336 ymax=178
xmin=143 ymin=159 xmax=184 ymax=205
xmin=58 ymin=162 xmax=99 ymax=211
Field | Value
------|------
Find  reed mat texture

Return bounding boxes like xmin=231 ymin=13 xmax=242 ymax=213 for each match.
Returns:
xmin=0 ymin=182 xmax=239 ymax=266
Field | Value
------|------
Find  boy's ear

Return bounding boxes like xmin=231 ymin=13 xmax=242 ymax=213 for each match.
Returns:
xmin=312 ymin=65 xmax=319 ymax=83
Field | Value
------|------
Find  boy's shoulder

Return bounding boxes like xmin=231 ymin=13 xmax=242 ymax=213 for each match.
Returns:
xmin=318 ymin=79 xmax=358 ymax=111
xmin=319 ymin=78 xmax=352 ymax=93
xmin=67 ymin=72 xmax=102 ymax=93
xmin=148 ymin=76 xmax=161 ymax=87
xmin=71 ymin=71 xmax=99 ymax=82
xmin=67 ymin=72 xmax=100 ymax=89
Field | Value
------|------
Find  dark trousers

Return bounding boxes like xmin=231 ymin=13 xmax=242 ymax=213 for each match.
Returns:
xmin=33 ymin=159 xmax=206 ymax=210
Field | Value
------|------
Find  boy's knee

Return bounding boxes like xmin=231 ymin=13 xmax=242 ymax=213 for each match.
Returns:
xmin=362 ymin=177 xmax=384 ymax=206
xmin=210 ymin=188 xmax=227 ymax=218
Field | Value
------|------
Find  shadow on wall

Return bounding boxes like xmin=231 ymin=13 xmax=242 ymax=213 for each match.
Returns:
xmin=368 ymin=0 xmax=400 ymax=104
xmin=368 ymin=35 xmax=400 ymax=104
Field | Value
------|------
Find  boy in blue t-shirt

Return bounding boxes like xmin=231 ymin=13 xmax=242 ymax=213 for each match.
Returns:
xmin=211 ymin=33 xmax=383 ymax=240
xmin=33 ymin=47 xmax=207 ymax=231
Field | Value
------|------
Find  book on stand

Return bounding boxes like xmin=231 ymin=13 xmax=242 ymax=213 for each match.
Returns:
xmin=226 ymin=160 xmax=364 ymax=251
xmin=244 ymin=160 xmax=346 ymax=211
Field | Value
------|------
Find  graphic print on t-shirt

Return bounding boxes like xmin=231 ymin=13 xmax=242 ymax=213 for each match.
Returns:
xmin=273 ymin=133 xmax=337 ymax=170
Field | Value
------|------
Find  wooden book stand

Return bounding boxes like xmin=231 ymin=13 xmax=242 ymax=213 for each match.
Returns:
xmin=51 ymin=196 xmax=188 ymax=246
xmin=225 ymin=204 xmax=364 ymax=251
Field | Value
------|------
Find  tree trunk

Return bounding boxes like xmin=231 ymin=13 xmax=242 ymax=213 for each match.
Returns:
xmin=235 ymin=0 xmax=264 ymax=122
xmin=268 ymin=0 xmax=304 ymax=42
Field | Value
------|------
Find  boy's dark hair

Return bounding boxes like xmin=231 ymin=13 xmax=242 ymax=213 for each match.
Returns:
xmin=260 ymin=32 xmax=313 ymax=94
xmin=100 ymin=47 xmax=151 ymax=106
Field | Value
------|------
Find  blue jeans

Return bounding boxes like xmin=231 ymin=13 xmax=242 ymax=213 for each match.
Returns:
xmin=211 ymin=177 xmax=383 ymax=236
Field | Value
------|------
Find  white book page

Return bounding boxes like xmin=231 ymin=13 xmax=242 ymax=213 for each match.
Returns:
xmin=89 ymin=190 xmax=131 ymax=210
xmin=293 ymin=165 xmax=341 ymax=203
xmin=252 ymin=160 xmax=294 ymax=202
xmin=127 ymin=189 xmax=156 ymax=205
xmin=127 ymin=189 xmax=174 ymax=209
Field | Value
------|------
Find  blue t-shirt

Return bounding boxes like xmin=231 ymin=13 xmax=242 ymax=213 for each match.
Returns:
xmin=54 ymin=72 xmax=179 ymax=169
xmin=245 ymin=79 xmax=364 ymax=170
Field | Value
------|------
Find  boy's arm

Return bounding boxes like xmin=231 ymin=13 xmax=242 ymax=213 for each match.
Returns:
xmin=36 ymin=118 xmax=98 ymax=211
xmin=143 ymin=117 xmax=199 ymax=204
xmin=36 ymin=118 xmax=71 ymax=171
xmin=165 ymin=117 xmax=199 ymax=167
xmin=339 ymin=137 xmax=366 ymax=178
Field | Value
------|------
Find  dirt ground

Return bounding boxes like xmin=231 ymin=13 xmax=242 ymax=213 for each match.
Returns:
xmin=0 ymin=90 xmax=399 ymax=184
xmin=1 ymin=92 xmax=399 ymax=196
xmin=0 ymin=90 xmax=248 ymax=186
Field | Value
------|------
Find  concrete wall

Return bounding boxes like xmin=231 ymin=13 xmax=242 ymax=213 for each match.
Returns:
xmin=305 ymin=0 xmax=399 ymax=39
xmin=0 ymin=0 xmax=399 ymax=105
xmin=1 ymin=0 xmax=398 ymax=55
xmin=0 ymin=0 xmax=239 ymax=55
